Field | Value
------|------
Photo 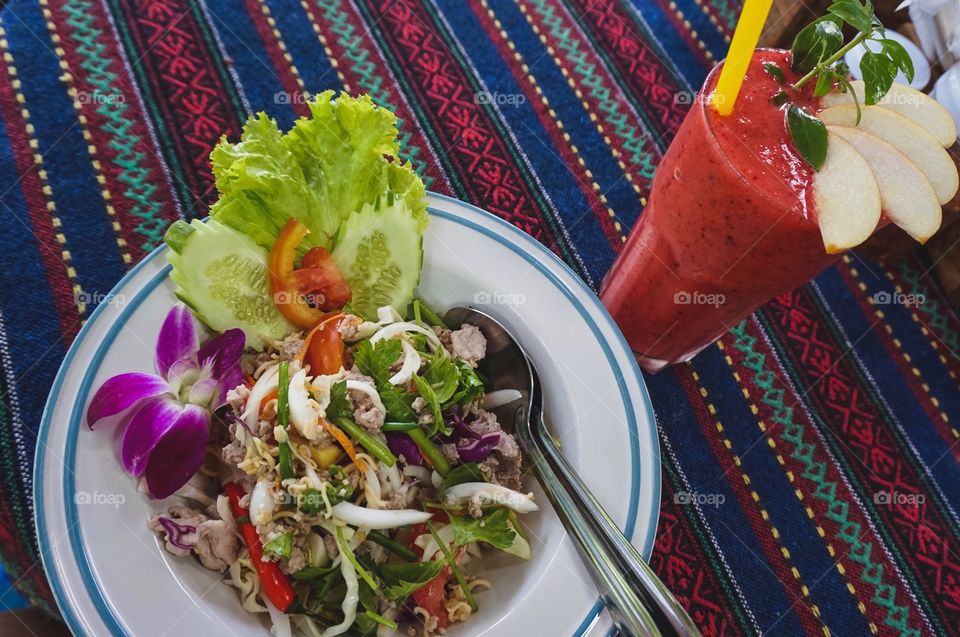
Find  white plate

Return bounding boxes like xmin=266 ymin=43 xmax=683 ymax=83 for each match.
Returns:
xmin=35 ymin=193 xmax=660 ymax=637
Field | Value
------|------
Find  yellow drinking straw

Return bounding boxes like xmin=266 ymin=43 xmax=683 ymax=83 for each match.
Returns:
xmin=711 ymin=0 xmax=774 ymax=116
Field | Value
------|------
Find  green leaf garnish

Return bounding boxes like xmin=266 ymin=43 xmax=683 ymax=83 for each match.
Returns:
xmin=790 ymin=0 xmax=911 ymax=114
xmin=440 ymin=462 xmax=488 ymax=492
xmin=787 ymin=105 xmax=828 ymax=171
xmin=262 ymin=531 xmax=294 ymax=560
xmin=449 ymin=508 xmax=517 ymax=550
xmin=380 ymin=560 xmax=446 ymax=601
xmin=772 ymin=90 xmax=789 ymax=107
xmin=353 ymin=339 xmax=417 ymax=421
xmin=763 ymin=62 xmax=785 ymax=84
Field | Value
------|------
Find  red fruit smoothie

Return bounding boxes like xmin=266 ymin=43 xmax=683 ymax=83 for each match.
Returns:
xmin=601 ymin=50 xmax=836 ymax=372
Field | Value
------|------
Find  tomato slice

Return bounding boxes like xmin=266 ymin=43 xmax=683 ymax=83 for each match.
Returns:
xmin=291 ymin=247 xmax=352 ymax=310
xmin=305 ymin=315 xmax=344 ymax=375
xmin=268 ymin=221 xmax=351 ymax=329
xmin=408 ymin=511 xmax=455 ymax=629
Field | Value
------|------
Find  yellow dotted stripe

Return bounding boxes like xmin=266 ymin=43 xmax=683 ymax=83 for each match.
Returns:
xmin=258 ymin=1 xmax=307 ymax=94
xmin=666 ymin=1 xmax=717 ymax=60
xmin=298 ymin=0 xmax=353 ymax=93
xmin=844 ymin=256 xmax=958 ymax=440
xmin=39 ymin=0 xmax=132 ymax=266
xmin=0 ymin=23 xmax=86 ymax=316
xmin=715 ymin=342 xmax=879 ymax=635
xmin=691 ymin=369 xmax=833 ymax=637
xmin=515 ymin=0 xmax=647 ymax=202
xmin=688 ymin=0 xmax=731 ymax=43
xmin=481 ymin=0 xmax=626 ymax=241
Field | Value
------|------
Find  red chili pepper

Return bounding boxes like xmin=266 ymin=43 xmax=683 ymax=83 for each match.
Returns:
xmin=225 ymin=483 xmax=297 ymax=613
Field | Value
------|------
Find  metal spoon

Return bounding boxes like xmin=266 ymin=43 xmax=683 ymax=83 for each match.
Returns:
xmin=444 ymin=306 xmax=702 ymax=637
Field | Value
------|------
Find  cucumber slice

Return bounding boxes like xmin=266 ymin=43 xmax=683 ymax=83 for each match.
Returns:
xmin=165 ymin=219 xmax=294 ymax=349
xmin=331 ymin=196 xmax=423 ymax=321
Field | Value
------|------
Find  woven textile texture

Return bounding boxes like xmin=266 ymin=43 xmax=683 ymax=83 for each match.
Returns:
xmin=0 ymin=1 xmax=958 ymax=635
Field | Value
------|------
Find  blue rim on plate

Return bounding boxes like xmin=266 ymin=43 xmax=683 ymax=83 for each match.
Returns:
xmin=34 ymin=193 xmax=661 ymax=637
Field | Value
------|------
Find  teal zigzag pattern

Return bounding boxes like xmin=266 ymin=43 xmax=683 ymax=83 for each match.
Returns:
xmin=526 ymin=0 xmax=657 ymax=180
xmin=728 ymin=321 xmax=920 ymax=637
xmin=62 ymin=0 xmax=168 ymax=250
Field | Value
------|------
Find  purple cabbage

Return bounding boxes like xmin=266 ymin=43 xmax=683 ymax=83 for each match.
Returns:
xmin=456 ymin=431 xmax=500 ymax=462
xmin=386 ymin=431 xmax=423 ymax=465
xmin=157 ymin=516 xmax=197 ymax=551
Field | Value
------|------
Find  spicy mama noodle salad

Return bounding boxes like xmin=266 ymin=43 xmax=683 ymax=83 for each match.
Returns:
xmin=86 ymin=93 xmax=535 ymax=637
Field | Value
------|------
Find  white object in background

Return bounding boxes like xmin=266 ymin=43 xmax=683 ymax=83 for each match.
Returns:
xmin=932 ymin=62 xmax=960 ymax=135
xmin=845 ymin=29 xmax=932 ymax=89
xmin=901 ymin=0 xmax=960 ymax=68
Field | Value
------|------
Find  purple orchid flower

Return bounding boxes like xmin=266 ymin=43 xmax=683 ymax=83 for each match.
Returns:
xmin=87 ymin=304 xmax=245 ymax=499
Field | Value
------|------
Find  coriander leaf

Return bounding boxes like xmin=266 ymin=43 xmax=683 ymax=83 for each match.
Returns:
xmin=297 ymin=488 xmax=325 ymax=515
xmin=291 ymin=563 xmax=338 ymax=581
xmin=325 ymin=380 xmax=353 ymax=420
xmin=860 ymin=50 xmax=896 ymax=105
xmin=262 ymin=531 xmax=294 ymax=560
xmin=790 ymin=17 xmax=843 ymax=71
xmin=445 ymin=360 xmax=486 ymax=408
xmin=813 ymin=70 xmax=837 ymax=97
xmin=449 ymin=508 xmax=517 ymax=550
xmin=353 ymin=340 xmax=417 ymax=420
xmin=380 ymin=560 xmax=445 ymax=601
xmin=879 ymin=38 xmax=914 ymax=83
xmin=413 ymin=375 xmax=445 ymax=436
xmin=440 ymin=462 xmax=488 ymax=491
xmin=827 ymin=0 xmax=873 ymax=32
xmin=787 ymin=105 xmax=828 ymax=171
xmin=763 ymin=62 xmax=785 ymax=84
xmin=771 ymin=90 xmax=789 ymax=107
xmin=422 ymin=350 xmax=459 ymax=404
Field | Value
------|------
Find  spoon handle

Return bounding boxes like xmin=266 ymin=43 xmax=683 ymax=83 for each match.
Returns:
xmin=521 ymin=415 xmax=702 ymax=637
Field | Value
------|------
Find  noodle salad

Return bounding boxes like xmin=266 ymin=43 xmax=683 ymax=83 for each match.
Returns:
xmin=86 ymin=93 xmax=535 ymax=636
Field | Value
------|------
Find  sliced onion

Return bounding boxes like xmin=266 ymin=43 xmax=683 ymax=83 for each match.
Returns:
xmin=250 ymin=480 xmax=277 ymax=525
xmin=402 ymin=465 xmax=431 ymax=483
xmin=289 ymin=369 xmax=323 ymax=441
xmin=330 ymin=502 xmax=432 ymax=529
xmin=370 ymin=322 xmax=444 ymax=352
xmin=241 ymin=365 xmax=279 ymax=430
xmin=483 ymin=389 xmax=523 ymax=409
xmin=414 ymin=523 xmax=454 ymax=562
xmin=443 ymin=482 xmax=539 ymax=514
xmin=388 ymin=340 xmax=421 ymax=386
xmin=456 ymin=431 xmax=500 ymax=462
xmin=385 ymin=432 xmax=422 ymax=465
xmin=346 ymin=380 xmax=385 ymax=413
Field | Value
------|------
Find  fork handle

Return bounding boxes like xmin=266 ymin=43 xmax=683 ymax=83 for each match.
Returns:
xmin=519 ymin=415 xmax=701 ymax=637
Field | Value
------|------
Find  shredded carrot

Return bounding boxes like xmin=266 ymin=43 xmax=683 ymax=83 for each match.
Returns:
xmin=244 ymin=374 xmax=257 ymax=388
xmin=295 ymin=312 xmax=345 ymax=366
xmin=320 ymin=417 xmax=366 ymax=472
xmin=259 ymin=388 xmax=279 ymax=417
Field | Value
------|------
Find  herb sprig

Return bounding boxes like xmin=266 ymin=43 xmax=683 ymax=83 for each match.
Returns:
xmin=780 ymin=0 xmax=914 ymax=170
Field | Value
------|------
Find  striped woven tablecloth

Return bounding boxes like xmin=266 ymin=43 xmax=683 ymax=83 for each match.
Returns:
xmin=1 ymin=0 xmax=959 ymax=635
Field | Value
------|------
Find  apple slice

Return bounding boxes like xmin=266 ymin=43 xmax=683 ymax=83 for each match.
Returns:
xmin=827 ymin=125 xmax=941 ymax=242
xmin=814 ymin=131 xmax=881 ymax=254
xmin=818 ymin=104 xmax=959 ymax=204
xmin=820 ymin=81 xmax=957 ymax=147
